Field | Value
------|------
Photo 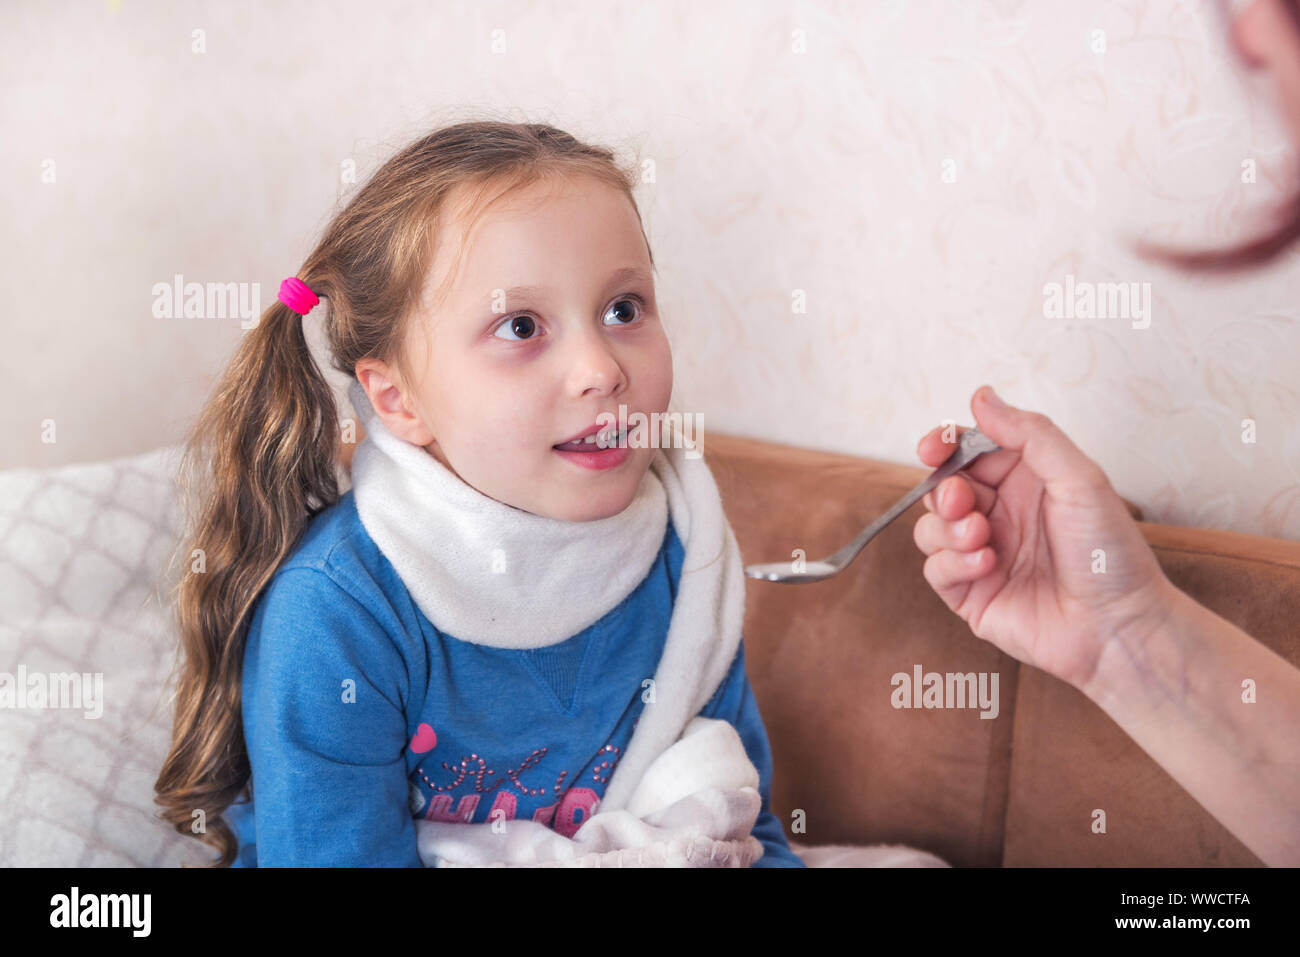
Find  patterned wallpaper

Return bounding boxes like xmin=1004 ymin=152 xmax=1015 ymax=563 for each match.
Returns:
xmin=4 ymin=0 xmax=1297 ymax=538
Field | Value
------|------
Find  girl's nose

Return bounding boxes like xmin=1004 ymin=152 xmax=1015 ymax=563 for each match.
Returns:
xmin=566 ymin=332 xmax=627 ymax=396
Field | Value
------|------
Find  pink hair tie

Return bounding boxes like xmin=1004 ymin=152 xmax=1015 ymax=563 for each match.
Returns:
xmin=278 ymin=277 xmax=319 ymax=314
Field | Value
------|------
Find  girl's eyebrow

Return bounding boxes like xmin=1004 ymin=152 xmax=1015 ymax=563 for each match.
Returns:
xmin=495 ymin=265 xmax=653 ymax=302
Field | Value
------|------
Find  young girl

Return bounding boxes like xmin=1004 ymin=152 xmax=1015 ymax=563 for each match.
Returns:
xmin=153 ymin=119 xmax=807 ymax=868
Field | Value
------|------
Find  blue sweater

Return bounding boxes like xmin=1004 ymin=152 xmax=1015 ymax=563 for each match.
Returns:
xmin=225 ymin=489 xmax=805 ymax=868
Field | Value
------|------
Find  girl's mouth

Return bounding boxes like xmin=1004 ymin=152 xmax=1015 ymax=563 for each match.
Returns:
xmin=552 ymin=427 xmax=627 ymax=452
xmin=552 ymin=428 xmax=632 ymax=471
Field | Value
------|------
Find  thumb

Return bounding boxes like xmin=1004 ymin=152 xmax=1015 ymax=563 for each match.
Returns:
xmin=970 ymin=385 xmax=1102 ymax=491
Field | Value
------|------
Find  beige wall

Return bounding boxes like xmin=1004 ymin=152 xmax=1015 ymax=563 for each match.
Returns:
xmin=3 ymin=0 xmax=1297 ymax=539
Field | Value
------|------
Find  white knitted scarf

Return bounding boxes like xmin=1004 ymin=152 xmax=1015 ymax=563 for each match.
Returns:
xmin=346 ymin=380 xmax=756 ymax=865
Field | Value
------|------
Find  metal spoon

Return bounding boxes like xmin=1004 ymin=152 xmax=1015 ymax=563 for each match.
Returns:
xmin=744 ymin=426 xmax=1001 ymax=583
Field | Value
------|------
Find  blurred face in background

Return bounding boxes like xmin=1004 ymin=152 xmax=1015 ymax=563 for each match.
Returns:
xmin=1230 ymin=0 xmax=1300 ymax=145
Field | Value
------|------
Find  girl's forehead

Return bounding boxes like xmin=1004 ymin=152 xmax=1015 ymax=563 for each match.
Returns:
xmin=433 ymin=181 xmax=647 ymax=300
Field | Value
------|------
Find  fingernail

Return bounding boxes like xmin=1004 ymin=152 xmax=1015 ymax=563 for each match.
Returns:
xmin=984 ymin=387 xmax=1007 ymax=408
xmin=964 ymin=548 xmax=984 ymax=565
xmin=955 ymin=516 xmax=971 ymax=536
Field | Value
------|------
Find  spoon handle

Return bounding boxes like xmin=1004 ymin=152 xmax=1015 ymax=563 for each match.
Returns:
xmin=827 ymin=427 xmax=1001 ymax=569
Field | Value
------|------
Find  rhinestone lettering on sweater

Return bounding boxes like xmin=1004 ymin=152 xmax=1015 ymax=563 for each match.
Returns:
xmin=409 ymin=741 xmax=623 ymax=839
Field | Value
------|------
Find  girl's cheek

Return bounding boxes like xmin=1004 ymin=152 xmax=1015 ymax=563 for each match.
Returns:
xmin=643 ymin=332 xmax=674 ymax=391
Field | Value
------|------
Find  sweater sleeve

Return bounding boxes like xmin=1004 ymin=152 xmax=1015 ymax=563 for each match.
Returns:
xmin=240 ymin=565 xmax=422 ymax=867
xmin=699 ymin=638 xmax=807 ymax=868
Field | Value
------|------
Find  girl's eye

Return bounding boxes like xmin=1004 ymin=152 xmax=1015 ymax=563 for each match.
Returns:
xmin=491 ymin=295 xmax=645 ymax=341
xmin=493 ymin=314 xmax=539 ymax=341
xmin=602 ymin=296 xmax=643 ymax=326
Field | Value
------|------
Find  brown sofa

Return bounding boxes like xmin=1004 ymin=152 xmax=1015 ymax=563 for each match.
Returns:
xmin=703 ymin=430 xmax=1300 ymax=867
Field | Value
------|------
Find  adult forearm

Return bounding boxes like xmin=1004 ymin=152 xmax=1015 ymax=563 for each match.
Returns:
xmin=1081 ymin=581 xmax=1300 ymax=867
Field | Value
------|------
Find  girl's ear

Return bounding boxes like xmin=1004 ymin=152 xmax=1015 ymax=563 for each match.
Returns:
xmin=354 ymin=360 xmax=436 ymax=446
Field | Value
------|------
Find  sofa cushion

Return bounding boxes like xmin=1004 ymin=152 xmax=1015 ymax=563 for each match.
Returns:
xmin=1003 ymin=523 xmax=1300 ymax=866
xmin=0 ymin=446 xmax=200 ymax=866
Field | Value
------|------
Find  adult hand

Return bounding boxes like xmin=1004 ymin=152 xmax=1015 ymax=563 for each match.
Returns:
xmin=912 ymin=386 xmax=1177 ymax=692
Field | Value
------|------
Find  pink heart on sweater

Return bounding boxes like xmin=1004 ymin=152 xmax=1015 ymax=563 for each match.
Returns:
xmin=410 ymin=723 xmax=438 ymax=754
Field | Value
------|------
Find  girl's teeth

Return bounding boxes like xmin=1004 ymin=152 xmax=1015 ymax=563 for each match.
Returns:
xmin=565 ymin=429 xmax=625 ymax=448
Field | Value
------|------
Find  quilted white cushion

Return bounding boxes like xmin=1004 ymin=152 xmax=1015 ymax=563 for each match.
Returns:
xmin=0 ymin=445 xmax=205 ymax=866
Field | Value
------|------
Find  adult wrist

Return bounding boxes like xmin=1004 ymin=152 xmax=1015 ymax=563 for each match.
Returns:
xmin=1079 ymin=576 xmax=1191 ymax=708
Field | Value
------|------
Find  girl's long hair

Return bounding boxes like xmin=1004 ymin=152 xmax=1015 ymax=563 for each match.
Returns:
xmin=1139 ymin=0 xmax=1300 ymax=271
xmin=153 ymin=118 xmax=654 ymax=867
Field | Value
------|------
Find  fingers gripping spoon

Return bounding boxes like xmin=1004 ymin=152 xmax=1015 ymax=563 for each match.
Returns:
xmin=744 ymin=427 xmax=1001 ymax=583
